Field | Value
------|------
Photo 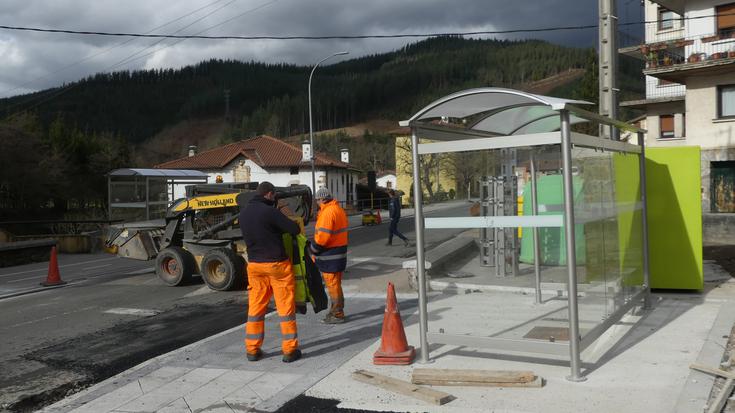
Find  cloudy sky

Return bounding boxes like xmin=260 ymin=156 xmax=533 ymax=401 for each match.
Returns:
xmin=0 ymin=0 xmax=644 ymax=98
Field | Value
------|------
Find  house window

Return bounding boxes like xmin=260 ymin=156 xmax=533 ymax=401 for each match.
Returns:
xmin=289 ymin=166 xmax=299 ymax=175
xmin=659 ymin=115 xmax=675 ymax=139
xmin=717 ymin=3 xmax=735 ymax=38
xmin=719 ymin=85 xmax=735 ymax=118
xmin=658 ymin=7 xmax=676 ymax=30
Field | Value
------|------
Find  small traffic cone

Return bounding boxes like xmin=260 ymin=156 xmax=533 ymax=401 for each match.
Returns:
xmin=373 ymin=282 xmax=415 ymax=365
xmin=375 ymin=209 xmax=382 ymax=224
xmin=41 ymin=246 xmax=66 ymax=287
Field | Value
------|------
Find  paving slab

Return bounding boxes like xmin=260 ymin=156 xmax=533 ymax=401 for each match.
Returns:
xmin=307 ymin=275 xmax=735 ymax=413
xmin=41 ymin=293 xmax=410 ymax=413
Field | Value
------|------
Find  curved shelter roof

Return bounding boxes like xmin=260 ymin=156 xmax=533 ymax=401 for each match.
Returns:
xmin=108 ymin=168 xmax=208 ymax=178
xmin=399 ymin=88 xmax=643 ymax=140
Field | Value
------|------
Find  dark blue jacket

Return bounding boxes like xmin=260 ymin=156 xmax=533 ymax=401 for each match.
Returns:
xmin=389 ymin=197 xmax=401 ymax=220
xmin=240 ymin=195 xmax=300 ymax=263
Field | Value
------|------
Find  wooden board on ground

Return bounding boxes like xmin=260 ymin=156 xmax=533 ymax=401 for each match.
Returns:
xmin=688 ymin=364 xmax=735 ymax=413
xmin=412 ymin=368 xmax=543 ymax=388
xmin=351 ymin=370 xmax=454 ymax=406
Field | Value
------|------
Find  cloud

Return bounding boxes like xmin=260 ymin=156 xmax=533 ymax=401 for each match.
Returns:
xmin=0 ymin=0 xmax=640 ymax=98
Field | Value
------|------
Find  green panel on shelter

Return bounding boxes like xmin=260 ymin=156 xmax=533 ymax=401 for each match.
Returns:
xmin=520 ymin=175 xmax=585 ymax=265
xmin=645 ymin=147 xmax=703 ymax=290
xmin=613 ymin=153 xmax=644 ymax=287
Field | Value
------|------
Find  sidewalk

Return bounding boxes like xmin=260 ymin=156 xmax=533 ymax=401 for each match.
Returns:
xmin=44 ymin=258 xmax=735 ymax=413
xmin=42 ymin=201 xmax=734 ymax=413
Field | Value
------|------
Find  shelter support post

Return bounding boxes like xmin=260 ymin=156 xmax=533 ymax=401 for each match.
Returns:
xmin=530 ymin=152 xmax=542 ymax=304
xmin=145 ymin=177 xmax=150 ymax=221
xmin=560 ymin=110 xmax=586 ymax=382
xmin=411 ymin=127 xmax=430 ymax=364
xmin=638 ymin=131 xmax=652 ymax=310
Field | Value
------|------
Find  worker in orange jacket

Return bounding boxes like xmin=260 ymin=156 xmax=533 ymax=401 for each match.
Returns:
xmin=240 ymin=182 xmax=302 ymax=363
xmin=310 ymin=187 xmax=349 ymax=324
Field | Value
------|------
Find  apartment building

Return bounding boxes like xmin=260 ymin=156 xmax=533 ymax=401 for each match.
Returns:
xmin=620 ymin=0 xmax=735 ymax=213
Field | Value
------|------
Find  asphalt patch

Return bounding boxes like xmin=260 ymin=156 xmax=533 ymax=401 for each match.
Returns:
xmin=274 ymin=394 xmax=405 ymax=413
xmin=7 ymin=301 xmax=247 ymax=412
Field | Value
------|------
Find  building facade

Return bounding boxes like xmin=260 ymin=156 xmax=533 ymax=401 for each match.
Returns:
xmin=156 ymin=135 xmax=359 ymax=206
xmin=620 ymin=0 xmax=735 ymax=213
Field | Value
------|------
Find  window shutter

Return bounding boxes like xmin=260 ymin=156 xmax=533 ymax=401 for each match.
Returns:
xmin=660 ymin=115 xmax=675 ymax=138
xmin=717 ymin=3 xmax=735 ymax=31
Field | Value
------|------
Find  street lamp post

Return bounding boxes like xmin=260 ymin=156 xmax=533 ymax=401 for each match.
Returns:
xmin=308 ymin=51 xmax=349 ymax=195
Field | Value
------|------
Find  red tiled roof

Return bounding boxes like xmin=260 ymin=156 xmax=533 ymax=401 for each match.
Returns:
xmin=155 ymin=135 xmax=350 ymax=170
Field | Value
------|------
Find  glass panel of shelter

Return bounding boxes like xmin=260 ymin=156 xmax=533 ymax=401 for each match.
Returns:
xmin=422 ymin=136 xmax=645 ymax=352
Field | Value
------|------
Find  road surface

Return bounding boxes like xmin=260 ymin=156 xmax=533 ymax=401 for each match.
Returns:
xmin=0 ymin=201 xmax=470 ymax=412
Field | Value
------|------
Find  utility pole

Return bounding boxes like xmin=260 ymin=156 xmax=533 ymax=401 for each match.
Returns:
xmin=599 ymin=0 xmax=619 ymax=140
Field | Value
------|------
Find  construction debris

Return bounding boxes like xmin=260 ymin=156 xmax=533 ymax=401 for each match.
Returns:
xmin=689 ymin=363 xmax=735 ymax=413
xmin=411 ymin=368 xmax=544 ymax=388
xmin=351 ymin=370 xmax=455 ymax=406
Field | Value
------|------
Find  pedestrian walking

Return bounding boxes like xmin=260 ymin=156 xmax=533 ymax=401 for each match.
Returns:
xmin=239 ymin=182 xmax=303 ymax=363
xmin=386 ymin=189 xmax=410 ymax=247
xmin=310 ymin=187 xmax=349 ymax=324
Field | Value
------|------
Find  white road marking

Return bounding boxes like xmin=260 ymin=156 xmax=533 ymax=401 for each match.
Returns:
xmin=183 ymin=286 xmax=215 ymax=298
xmin=104 ymin=308 xmax=160 ymax=317
xmin=5 ymin=305 xmax=98 ymax=328
xmin=82 ymin=264 xmax=112 ymax=271
xmin=0 ymin=256 xmax=119 ymax=278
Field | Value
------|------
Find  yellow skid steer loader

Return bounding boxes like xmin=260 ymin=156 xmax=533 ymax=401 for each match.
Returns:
xmin=105 ymin=183 xmax=312 ymax=291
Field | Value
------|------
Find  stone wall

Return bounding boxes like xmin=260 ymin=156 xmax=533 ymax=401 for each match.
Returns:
xmin=703 ymin=213 xmax=735 ymax=245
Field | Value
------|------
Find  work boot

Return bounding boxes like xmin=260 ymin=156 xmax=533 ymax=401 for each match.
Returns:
xmin=322 ymin=313 xmax=346 ymax=324
xmin=282 ymin=349 xmax=302 ymax=363
xmin=246 ymin=349 xmax=263 ymax=362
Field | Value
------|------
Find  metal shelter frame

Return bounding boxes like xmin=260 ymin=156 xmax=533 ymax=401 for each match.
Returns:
xmin=107 ymin=169 xmax=208 ymax=221
xmin=399 ymin=88 xmax=650 ymax=381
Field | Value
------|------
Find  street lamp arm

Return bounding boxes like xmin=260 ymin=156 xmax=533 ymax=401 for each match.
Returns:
xmin=308 ymin=51 xmax=349 ymax=196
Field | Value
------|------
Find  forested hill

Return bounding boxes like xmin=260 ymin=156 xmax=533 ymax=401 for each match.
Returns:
xmin=0 ymin=36 xmax=636 ymax=146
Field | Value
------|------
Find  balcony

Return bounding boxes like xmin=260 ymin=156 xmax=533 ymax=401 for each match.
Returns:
xmin=620 ymin=78 xmax=685 ymax=109
xmin=620 ymin=27 xmax=735 ymax=83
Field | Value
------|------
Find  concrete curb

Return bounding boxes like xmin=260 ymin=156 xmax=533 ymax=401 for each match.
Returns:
xmin=428 ymin=280 xmax=561 ymax=296
xmin=675 ymin=299 xmax=735 ymax=413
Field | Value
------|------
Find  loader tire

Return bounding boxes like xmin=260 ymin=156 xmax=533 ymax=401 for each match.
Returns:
xmin=201 ymin=248 xmax=245 ymax=291
xmin=156 ymin=246 xmax=195 ymax=286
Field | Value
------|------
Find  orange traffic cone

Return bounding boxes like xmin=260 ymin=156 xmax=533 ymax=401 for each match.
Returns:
xmin=373 ymin=282 xmax=415 ymax=365
xmin=375 ymin=209 xmax=382 ymax=224
xmin=41 ymin=246 xmax=66 ymax=287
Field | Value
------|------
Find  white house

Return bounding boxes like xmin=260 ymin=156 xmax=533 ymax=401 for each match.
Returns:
xmin=620 ymin=0 xmax=735 ymax=213
xmin=156 ymin=135 xmax=360 ymax=206
xmin=376 ymin=172 xmax=397 ymax=189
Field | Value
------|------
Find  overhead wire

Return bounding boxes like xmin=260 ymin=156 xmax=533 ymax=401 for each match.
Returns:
xmin=1 ymin=8 xmax=729 ymax=119
xmin=3 ymin=0 xmax=277 ymax=118
xmin=1 ymin=0 xmax=233 ymax=97
xmin=0 ymin=11 xmax=731 ymax=41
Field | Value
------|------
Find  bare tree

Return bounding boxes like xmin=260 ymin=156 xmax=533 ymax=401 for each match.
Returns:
xmin=395 ymin=136 xmax=452 ymax=201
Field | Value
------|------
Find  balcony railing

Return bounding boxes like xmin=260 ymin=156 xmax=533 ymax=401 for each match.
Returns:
xmin=622 ymin=27 xmax=735 ymax=72
xmin=644 ymin=78 xmax=685 ymax=100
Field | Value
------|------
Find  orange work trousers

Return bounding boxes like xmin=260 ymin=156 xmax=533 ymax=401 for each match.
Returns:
xmin=245 ymin=260 xmax=298 ymax=355
xmin=322 ymin=271 xmax=344 ymax=318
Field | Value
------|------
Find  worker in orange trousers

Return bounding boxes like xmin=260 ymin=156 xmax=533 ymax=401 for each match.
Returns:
xmin=240 ymin=182 xmax=302 ymax=363
xmin=310 ymin=187 xmax=349 ymax=324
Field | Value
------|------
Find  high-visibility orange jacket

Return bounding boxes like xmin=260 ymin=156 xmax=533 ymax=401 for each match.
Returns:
xmin=311 ymin=199 xmax=348 ymax=272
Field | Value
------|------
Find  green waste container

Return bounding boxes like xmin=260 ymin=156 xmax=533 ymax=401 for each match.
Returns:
xmin=519 ymin=175 xmax=585 ymax=265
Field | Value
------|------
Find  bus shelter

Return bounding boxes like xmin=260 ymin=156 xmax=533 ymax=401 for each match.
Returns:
xmin=400 ymin=88 xmax=650 ymax=381
xmin=108 ymin=168 xmax=208 ymax=222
